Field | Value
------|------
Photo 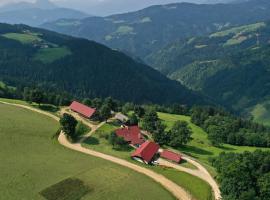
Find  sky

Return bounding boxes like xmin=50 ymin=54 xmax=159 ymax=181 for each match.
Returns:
xmin=0 ymin=0 xmax=212 ymax=16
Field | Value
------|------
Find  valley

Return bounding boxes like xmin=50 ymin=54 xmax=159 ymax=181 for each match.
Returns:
xmin=1 ymin=0 xmax=270 ymax=200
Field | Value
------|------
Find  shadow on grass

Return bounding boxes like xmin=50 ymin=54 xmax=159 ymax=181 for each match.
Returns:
xmin=178 ymin=145 xmax=213 ymax=156
xmin=108 ymin=120 xmax=121 ymax=127
xmin=40 ymin=178 xmax=92 ymax=200
xmin=218 ymin=145 xmax=236 ymax=151
xmin=33 ymin=104 xmax=59 ymax=113
xmin=113 ymin=144 xmax=133 ymax=152
xmin=84 ymin=137 xmax=100 ymax=145
xmin=180 ymin=159 xmax=188 ymax=165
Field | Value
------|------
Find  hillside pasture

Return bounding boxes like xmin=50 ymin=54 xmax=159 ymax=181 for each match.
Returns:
xmin=0 ymin=103 xmax=175 ymax=200
xmin=158 ymin=112 xmax=270 ymax=165
xmin=210 ymin=22 xmax=265 ymax=38
xmin=34 ymin=47 xmax=72 ymax=64
xmin=2 ymin=32 xmax=42 ymax=44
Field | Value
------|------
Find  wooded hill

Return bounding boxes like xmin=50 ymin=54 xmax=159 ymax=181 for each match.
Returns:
xmin=147 ymin=21 xmax=270 ymax=116
xmin=42 ymin=0 xmax=270 ymax=62
xmin=0 ymin=23 xmax=203 ymax=105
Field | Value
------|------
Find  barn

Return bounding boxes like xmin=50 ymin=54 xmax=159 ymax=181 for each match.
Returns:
xmin=131 ymin=141 xmax=160 ymax=164
xmin=115 ymin=126 xmax=144 ymax=146
xmin=160 ymin=150 xmax=182 ymax=163
xmin=69 ymin=101 xmax=96 ymax=119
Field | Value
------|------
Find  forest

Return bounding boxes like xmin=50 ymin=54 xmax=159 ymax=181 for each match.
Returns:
xmin=213 ymin=151 xmax=270 ymax=200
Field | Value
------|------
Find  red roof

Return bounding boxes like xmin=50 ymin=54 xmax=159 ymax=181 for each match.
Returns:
xmin=115 ymin=126 xmax=144 ymax=145
xmin=70 ymin=101 xmax=96 ymax=118
xmin=160 ymin=150 xmax=182 ymax=163
xmin=131 ymin=141 xmax=160 ymax=163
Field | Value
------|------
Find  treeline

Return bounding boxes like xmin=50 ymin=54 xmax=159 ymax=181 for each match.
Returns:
xmin=23 ymin=87 xmax=72 ymax=106
xmin=190 ymin=106 xmax=270 ymax=147
xmin=3 ymin=80 xmax=270 ymax=148
xmin=213 ymin=150 xmax=270 ymax=200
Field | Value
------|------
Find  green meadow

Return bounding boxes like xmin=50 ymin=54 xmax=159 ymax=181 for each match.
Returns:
xmin=2 ymin=32 xmax=42 ymax=44
xmin=34 ymin=47 xmax=72 ymax=64
xmin=158 ymin=112 xmax=270 ymax=167
xmin=0 ymin=103 xmax=175 ymax=200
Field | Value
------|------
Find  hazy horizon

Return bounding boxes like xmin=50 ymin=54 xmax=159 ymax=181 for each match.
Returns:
xmin=0 ymin=0 xmax=232 ymax=16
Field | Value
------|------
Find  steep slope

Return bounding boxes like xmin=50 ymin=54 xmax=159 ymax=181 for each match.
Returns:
xmin=0 ymin=23 xmax=203 ymax=105
xmin=148 ymin=22 xmax=269 ymax=74
xmin=147 ymin=21 xmax=270 ymax=113
xmin=42 ymin=0 xmax=270 ymax=61
xmin=0 ymin=0 xmax=88 ymax=26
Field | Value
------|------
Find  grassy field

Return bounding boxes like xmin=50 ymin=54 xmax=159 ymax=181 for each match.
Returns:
xmin=2 ymin=32 xmax=42 ymax=44
xmin=83 ymin=122 xmax=213 ymax=200
xmin=0 ymin=103 xmax=175 ymax=200
xmin=158 ymin=112 xmax=270 ymax=166
xmin=210 ymin=22 xmax=265 ymax=38
xmin=153 ymin=167 xmax=213 ymax=200
xmin=34 ymin=47 xmax=72 ymax=64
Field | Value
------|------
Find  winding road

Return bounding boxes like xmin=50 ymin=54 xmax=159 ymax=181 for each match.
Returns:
xmin=0 ymin=100 xmax=221 ymax=200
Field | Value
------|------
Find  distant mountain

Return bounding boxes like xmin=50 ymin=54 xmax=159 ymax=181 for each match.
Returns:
xmin=0 ymin=0 xmax=56 ymax=12
xmin=0 ymin=23 xmax=204 ymax=105
xmin=0 ymin=0 xmax=89 ymax=26
xmin=147 ymin=21 xmax=270 ymax=113
xmin=42 ymin=0 xmax=270 ymax=62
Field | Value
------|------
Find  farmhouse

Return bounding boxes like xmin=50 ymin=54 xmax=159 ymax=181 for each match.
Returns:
xmin=160 ymin=150 xmax=182 ymax=163
xmin=115 ymin=126 xmax=145 ymax=145
xmin=131 ymin=141 xmax=160 ymax=164
xmin=69 ymin=101 xmax=96 ymax=119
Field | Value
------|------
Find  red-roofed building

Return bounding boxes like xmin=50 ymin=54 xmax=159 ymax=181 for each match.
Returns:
xmin=160 ymin=150 xmax=182 ymax=163
xmin=70 ymin=101 xmax=96 ymax=119
xmin=131 ymin=141 xmax=160 ymax=164
xmin=115 ymin=126 xmax=144 ymax=145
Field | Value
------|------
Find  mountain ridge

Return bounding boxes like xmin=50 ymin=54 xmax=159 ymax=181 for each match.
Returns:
xmin=0 ymin=0 xmax=89 ymax=26
xmin=42 ymin=0 xmax=270 ymax=62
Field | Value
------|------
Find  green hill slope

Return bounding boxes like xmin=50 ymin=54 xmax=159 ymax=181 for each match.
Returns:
xmin=147 ymin=21 xmax=270 ymax=114
xmin=0 ymin=23 xmax=203 ymax=105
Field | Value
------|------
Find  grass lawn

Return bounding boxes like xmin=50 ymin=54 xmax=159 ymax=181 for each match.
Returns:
xmin=0 ymin=103 xmax=175 ymax=200
xmin=83 ymin=122 xmax=213 ymax=200
xmin=2 ymin=32 xmax=42 ymax=44
xmin=83 ymin=122 xmax=133 ymax=160
xmin=153 ymin=167 xmax=213 ymax=200
xmin=158 ymin=112 xmax=270 ymax=168
xmin=34 ymin=47 xmax=72 ymax=64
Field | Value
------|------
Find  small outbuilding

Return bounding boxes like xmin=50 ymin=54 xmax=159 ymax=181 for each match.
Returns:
xmin=69 ymin=101 xmax=96 ymax=119
xmin=115 ymin=126 xmax=144 ymax=145
xmin=131 ymin=141 xmax=160 ymax=164
xmin=115 ymin=113 xmax=129 ymax=123
xmin=160 ymin=150 xmax=182 ymax=163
